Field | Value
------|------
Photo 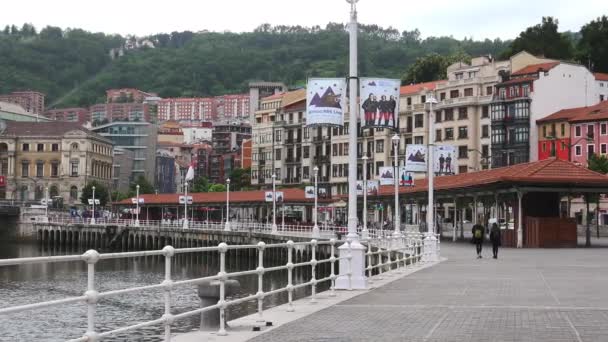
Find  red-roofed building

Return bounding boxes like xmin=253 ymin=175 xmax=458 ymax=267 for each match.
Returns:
xmin=595 ymin=73 xmax=608 ymax=103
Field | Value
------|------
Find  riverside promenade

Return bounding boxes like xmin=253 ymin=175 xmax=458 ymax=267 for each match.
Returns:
xmin=233 ymin=242 xmax=608 ymax=342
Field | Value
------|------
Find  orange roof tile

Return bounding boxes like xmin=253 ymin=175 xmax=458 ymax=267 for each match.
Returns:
xmin=400 ymin=80 xmax=447 ymax=95
xmin=568 ymin=101 xmax=608 ymax=123
xmin=374 ymin=158 xmax=608 ymax=197
xmin=498 ymin=76 xmax=537 ymax=86
xmin=512 ymin=62 xmax=560 ymax=76
xmin=595 ymin=73 xmax=608 ymax=81
xmin=261 ymin=92 xmax=285 ymax=101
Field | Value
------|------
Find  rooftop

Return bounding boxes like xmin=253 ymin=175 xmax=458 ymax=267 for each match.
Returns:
xmin=0 ymin=121 xmax=110 ymax=143
xmin=595 ymin=73 xmax=608 ymax=81
xmin=511 ymin=62 xmax=560 ymax=76
xmin=568 ymin=101 xmax=608 ymax=123
xmin=400 ymin=80 xmax=446 ymax=95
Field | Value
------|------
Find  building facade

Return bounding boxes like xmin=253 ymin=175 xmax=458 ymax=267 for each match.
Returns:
xmin=157 ymin=97 xmax=216 ymax=121
xmin=106 ymin=88 xmax=157 ymax=104
xmin=181 ymin=122 xmax=213 ymax=144
xmin=0 ymin=91 xmax=45 ymax=115
xmin=43 ymin=107 xmax=90 ymax=125
xmin=155 ymin=150 xmax=176 ymax=193
xmin=596 ymin=73 xmax=608 ymax=103
xmin=0 ymin=121 xmax=113 ymax=204
xmin=90 ymin=103 xmax=154 ymax=125
xmin=112 ymin=147 xmax=134 ymax=193
xmin=92 ymin=122 xmax=157 ymax=182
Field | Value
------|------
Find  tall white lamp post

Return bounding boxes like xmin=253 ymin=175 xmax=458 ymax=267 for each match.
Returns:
xmin=336 ymin=0 xmax=367 ymax=290
xmin=392 ymin=134 xmax=401 ymax=237
xmin=424 ymin=94 xmax=439 ymax=262
xmin=91 ymin=186 xmax=96 ymax=225
xmin=312 ymin=166 xmax=320 ymax=238
xmin=182 ymin=180 xmax=189 ymax=229
xmin=44 ymin=186 xmax=49 ymax=222
xmin=135 ymin=184 xmax=140 ymax=227
xmin=361 ymin=156 xmax=369 ymax=239
xmin=225 ymin=178 xmax=231 ymax=231
xmin=271 ymin=174 xmax=278 ymax=233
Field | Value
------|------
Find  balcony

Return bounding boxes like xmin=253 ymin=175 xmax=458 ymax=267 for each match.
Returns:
xmin=285 ymin=137 xmax=302 ymax=145
xmin=437 ymin=95 xmax=494 ymax=108
xmin=314 ymin=155 xmax=330 ymax=164
xmin=258 ymin=159 xmax=266 ymax=165
xmin=312 ymin=135 xmax=329 ymax=143
xmin=492 ymin=94 xmax=530 ymax=103
xmin=283 ymin=177 xmax=301 ymax=184
xmin=399 ymin=127 xmax=412 ymax=134
xmin=285 ymin=156 xmax=302 ymax=164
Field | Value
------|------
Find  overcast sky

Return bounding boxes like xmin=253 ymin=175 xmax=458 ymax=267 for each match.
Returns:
xmin=1 ymin=0 xmax=605 ymax=40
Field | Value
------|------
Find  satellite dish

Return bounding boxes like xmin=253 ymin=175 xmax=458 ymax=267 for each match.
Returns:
xmin=0 ymin=120 xmax=6 ymax=135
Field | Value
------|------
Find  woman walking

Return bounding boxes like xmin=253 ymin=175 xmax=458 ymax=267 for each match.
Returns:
xmin=490 ymin=223 xmax=501 ymax=259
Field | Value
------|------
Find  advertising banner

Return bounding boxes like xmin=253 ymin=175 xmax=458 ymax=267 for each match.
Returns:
xmin=367 ymin=180 xmax=379 ymax=196
xmin=305 ymin=186 xmax=315 ymax=199
xmin=356 ymin=181 xmax=364 ymax=196
xmin=434 ymin=145 xmax=457 ymax=175
xmin=265 ymin=191 xmax=284 ymax=202
xmin=306 ymin=78 xmax=346 ymax=126
xmin=378 ymin=166 xmax=396 ymax=185
xmin=398 ymin=166 xmax=415 ymax=187
xmin=360 ymin=78 xmax=400 ymax=130
xmin=405 ymin=144 xmax=427 ymax=172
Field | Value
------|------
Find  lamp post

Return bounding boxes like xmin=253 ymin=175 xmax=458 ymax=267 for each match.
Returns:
xmin=424 ymin=93 xmax=439 ymax=262
xmin=225 ymin=178 xmax=231 ymax=231
xmin=135 ymin=184 xmax=140 ymax=227
xmin=361 ymin=156 xmax=369 ymax=239
xmin=271 ymin=174 xmax=277 ymax=233
xmin=91 ymin=186 xmax=96 ymax=224
xmin=336 ymin=0 xmax=367 ymax=290
xmin=391 ymin=134 xmax=401 ymax=237
xmin=44 ymin=186 xmax=49 ymax=222
xmin=312 ymin=166 xmax=320 ymax=238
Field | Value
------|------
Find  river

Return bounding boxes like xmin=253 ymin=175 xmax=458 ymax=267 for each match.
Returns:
xmin=0 ymin=237 xmax=330 ymax=341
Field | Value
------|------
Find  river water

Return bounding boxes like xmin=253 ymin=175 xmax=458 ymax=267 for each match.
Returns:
xmin=0 ymin=239 xmax=330 ymax=341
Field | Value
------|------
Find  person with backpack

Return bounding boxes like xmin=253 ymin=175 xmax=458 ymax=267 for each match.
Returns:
xmin=490 ymin=222 xmax=501 ymax=259
xmin=472 ymin=222 xmax=485 ymax=258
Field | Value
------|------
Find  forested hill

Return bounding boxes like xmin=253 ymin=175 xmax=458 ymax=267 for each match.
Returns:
xmin=1 ymin=17 xmax=606 ymax=108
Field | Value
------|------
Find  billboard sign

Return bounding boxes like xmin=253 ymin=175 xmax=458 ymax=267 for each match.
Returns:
xmin=378 ymin=166 xmax=395 ymax=185
xmin=306 ymin=78 xmax=346 ymax=127
xmin=405 ymin=144 xmax=427 ymax=172
xmin=360 ymin=78 xmax=400 ymax=130
xmin=434 ymin=145 xmax=457 ymax=175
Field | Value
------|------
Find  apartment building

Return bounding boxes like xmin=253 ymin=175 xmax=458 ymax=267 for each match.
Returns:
xmin=43 ymin=107 xmax=90 ymax=125
xmin=0 ymin=121 xmax=113 ymax=204
xmin=157 ymin=97 xmax=216 ymax=121
xmin=596 ymin=73 xmax=608 ymax=102
xmin=0 ymin=91 xmax=45 ymax=115
xmin=90 ymin=103 xmax=154 ymax=124
xmin=106 ymin=88 xmax=157 ymax=104
xmin=491 ymin=53 xmax=598 ymax=167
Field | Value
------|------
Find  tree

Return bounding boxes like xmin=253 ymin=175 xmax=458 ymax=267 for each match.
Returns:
xmin=191 ymin=176 xmax=210 ymax=193
xmin=577 ymin=15 xmax=608 ymax=73
xmin=80 ymin=181 xmax=110 ymax=207
xmin=208 ymin=184 xmax=226 ymax=192
xmin=229 ymin=167 xmax=251 ymax=191
xmin=401 ymin=51 xmax=471 ymax=84
xmin=129 ymin=175 xmax=155 ymax=197
xmin=502 ymin=17 xmax=574 ymax=60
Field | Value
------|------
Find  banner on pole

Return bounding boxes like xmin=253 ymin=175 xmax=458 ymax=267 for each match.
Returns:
xmin=405 ymin=144 xmax=427 ymax=172
xmin=306 ymin=78 xmax=346 ymax=127
xmin=378 ymin=166 xmax=395 ymax=185
xmin=265 ymin=191 xmax=284 ymax=202
xmin=356 ymin=181 xmax=363 ymax=195
xmin=434 ymin=145 xmax=457 ymax=175
xmin=179 ymin=196 xmax=193 ymax=204
xmin=398 ymin=166 xmax=415 ymax=187
xmin=305 ymin=186 xmax=315 ymax=199
xmin=360 ymin=78 xmax=400 ymax=130
xmin=367 ymin=180 xmax=379 ymax=196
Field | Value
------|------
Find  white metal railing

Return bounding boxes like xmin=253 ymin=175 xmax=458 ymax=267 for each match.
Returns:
xmin=0 ymin=236 xmax=426 ymax=341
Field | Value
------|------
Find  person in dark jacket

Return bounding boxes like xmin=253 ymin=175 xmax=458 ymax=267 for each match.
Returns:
xmin=490 ymin=223 xmax=501 ymax=259
xmin=472 ymin=222 xmax=485 ymax=258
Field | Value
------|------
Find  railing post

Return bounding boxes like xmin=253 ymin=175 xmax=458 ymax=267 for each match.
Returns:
xmin=217 ymin=243 xmax=228 ymax=336
xmin=310 ymin=240 xmax=317 ymax=303
xmin=256 ymin=241 xmax=266 ymax=324
xmin=329 ymin=239 xmax=337 ymax=297
xmin=366 ymin=241 xmax=373 ymax=282
xmin=83 ymin=250 xmax=100 ymax=342
xmin=162 ymin=246 xmax=175 ymax=341
xmin=286 ymin=240 xmax=295 ymax=311
xmin=386 ymin=237 xmax=393 ymax=273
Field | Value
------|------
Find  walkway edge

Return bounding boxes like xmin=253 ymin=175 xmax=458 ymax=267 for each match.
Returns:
xmin=172 ymin=258 xmax=446 ymax=342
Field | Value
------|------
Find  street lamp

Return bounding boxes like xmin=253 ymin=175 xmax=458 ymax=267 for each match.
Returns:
xmin=361 ymin=156 xmax=369 ymax=239
xmin=91 ymin=186 xmax=96 ymax=225
xmin=44 ymin=186 xmax=49 ymax=223
xmin=312 ymin=166 xmax=320 ymax=238
xmin=271 ymin=174 xmax=277 ymax=233
xmin=391 ymin=134 xmax=401 ymax=237
xmin=135 ymin=184 xmax=140 ymax=227
xmin=424 ymin=93 xmax=439 ymax=262
xmin=225 ymin=178 xmax=231 ymax=231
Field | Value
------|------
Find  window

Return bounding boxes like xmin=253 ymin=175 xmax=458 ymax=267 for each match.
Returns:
xmin=444 ymin=109 xmax=453 ymax=121
xmin=587 ymin=124 xmax=594 ymax=138
xmin=275 ymin=130 xmax=282 ymax=142
xmin=588 ymin=144 xmax=595 ymax=157
xmin=481 ymin=145 xmax=489 ymax=157
xmin=464 ymin=88 xmax=473 ymax=97
xmin=37 ymin=144 xmax=44 ymax=152
xmin=52 ymin=143 xmax=59 ymax=152
xmin=542 ymin=142 xmax=546 ymax=152
xmin=468 ymin=71 xmax=477 ymax=78
xmin=522 ymin=84 xmax=530 ymax=96
xmin=482 ymin=106 xmax=489 ymax=118
xmin=543 ymin=126 xmax=547 ymax=138
xmin=51 ymin=162 xmax=59 ymax=177
xmin=435 ymin=129 xmax=442 ymax=141
xmin=414 ymin=114 xmax=424 ymax=128
xmin=71 ymin=143 xmax=79 ymax=151
xmin=303 ymin=146 xmax=310 ymax=158
xmin=22 ymin=143 xmax=29 ymax=151
xmin=455 ymin=73 xmax=463 ymax=80
xmin=36 ymin=162 xmax=44 ymax=177
xmin=458 ymin=107 xmax=468 ymax=120
xmin=575 ymin=126 xmax=581 ymax=137
xmin=458 ymin=126 xmax=468 ymax=139
xmin=21 ymin=162 xmax=29 ymax=177
xmin=420 ymin=95 xmax=426 ymax=103
xmin=376 ymin=140 xmax=384 ymax=153
xmin=486 ymin=86 xmax=493 ymax=95
xmin=602 ymin=123 xmax=607 ymax=136
xmin=440 ymin=92 xmax=446 ymax=101
xmin=435 ymin=111 xmax=442 ymax=123
xmin=304 ymin=128 xmax=309 ymax=139
xmin=444 ymin=128 xmax=454 ymax=140
xmin=458 ymin=165 xmax=468 ymax=174
xmin=70 ymin=186 xmax=78 ymax=201
xmin=375 ymin=161 xmax=384 ymax=176
xmin=458 ymin=146 xmax=468 ymax=159
xmin=482 ymin=125 xmax=489 ymax=138
xmin=602 ymin=144 xmax=607 ymax=155
xmin=414 ymin=136 xmax=424 ymax=144
xmin=575 ymin=145 xmax=582 ymax=156
xmin=275 ymin=149 xmax=281 ymax=160
xmin=303 ymin=166 xmax=310 ymax=179
xmin=561 ymin=123 xmax=566 ymax=136
xmin=450 ymin=90 xmax=459 ymax=98
xmin=70 ymin=160 xmax=79 ymax=176
xmin=407 ymin=97 xmax=412 ymax=105
xmin=332 ymin=143 xmax=338 ymax=156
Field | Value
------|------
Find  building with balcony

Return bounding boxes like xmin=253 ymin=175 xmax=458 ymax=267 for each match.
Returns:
xmin=0 ymin=121 xmax=113 ymax=204
xmin=89 ymin=103 xmax=154 ymax=125
xmin=155 ymin=150 xmax=176 ymax=194
xmin=106 ymin=88 xmax=157 ymax=104
xmin=491 ymin=53 xmax=599 ymax=168
xmin=0 ymin=101 xmax=52 ymax=122
xmin=248 ymin=82 xmax=287 ymax=122
xmin=181 ymin=122 xmax=213 ymax=143
xmin=157 ymin=121 xmax=184 ymax=144
xmin=112 ymin=147 xmax=134 ymax=193
xmin=157 ymin=97 xmax=216 ymax=121
xmin=43 ymin=107 xmax=90 ymax=125
xmin=0 ymin=91 xmax=45 ymax=115
xmin=92 ymin=121 xmax=157 ymax=183
xmin=212 ymin=122 xmax=252 ymax=154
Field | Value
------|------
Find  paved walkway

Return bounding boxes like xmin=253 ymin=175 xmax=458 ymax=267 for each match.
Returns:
xmin=249 ymin=243 xmax=608 ymax=342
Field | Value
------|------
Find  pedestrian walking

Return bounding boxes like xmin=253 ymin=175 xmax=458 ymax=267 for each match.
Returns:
xmin=490 ymin=223 xmax=501 ymax=259
xmin=472 ymin=221 xmax=485 ymax=258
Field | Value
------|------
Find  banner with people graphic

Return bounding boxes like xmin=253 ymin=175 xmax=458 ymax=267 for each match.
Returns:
xmin=306 ymin=78 xmax=346 ymax=126
xmin=360 ymin=78 xmax=400 ymax=130
xmin=434 ymin=145 xmax=457 ymax=175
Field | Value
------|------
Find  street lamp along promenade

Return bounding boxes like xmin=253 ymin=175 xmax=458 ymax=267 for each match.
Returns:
xmin=423 ymin=93 xmax=439 ymax=262
xmin=391 ymin=134 xmax=401 ymax=237
xmin=312 ymin=166 xmax=320 ymax=239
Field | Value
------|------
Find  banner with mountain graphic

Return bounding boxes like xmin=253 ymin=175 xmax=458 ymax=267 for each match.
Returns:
xmin=405 ymin=144 xmax=427 ymax=172
xmin=306 ymin=78 xmax=346 ymax=126
xmin=360 ymin=78 xmax=400 ymax=130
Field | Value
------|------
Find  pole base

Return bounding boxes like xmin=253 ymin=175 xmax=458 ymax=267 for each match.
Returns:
xmin=422 ymin=233 xmax=438 ymax=262
xmin=361 ymin=228 xmax=369 ymax=240
xmin=224 ymin=221 xmax=231 ymax=232
xmin=311 ymin=224 xmax=320 ymax=239
xmin=182 ymin=219 xmax=188 ymax=229
xmin=134 ymin=219 xmax=140 ymax=227
xmin=334 ymin=240 xmax=368 ymax=290
xmin=90 ymin=218 xmax=96 ymax=225
xmin=271 ymin=224 xmax=278 ymax=234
